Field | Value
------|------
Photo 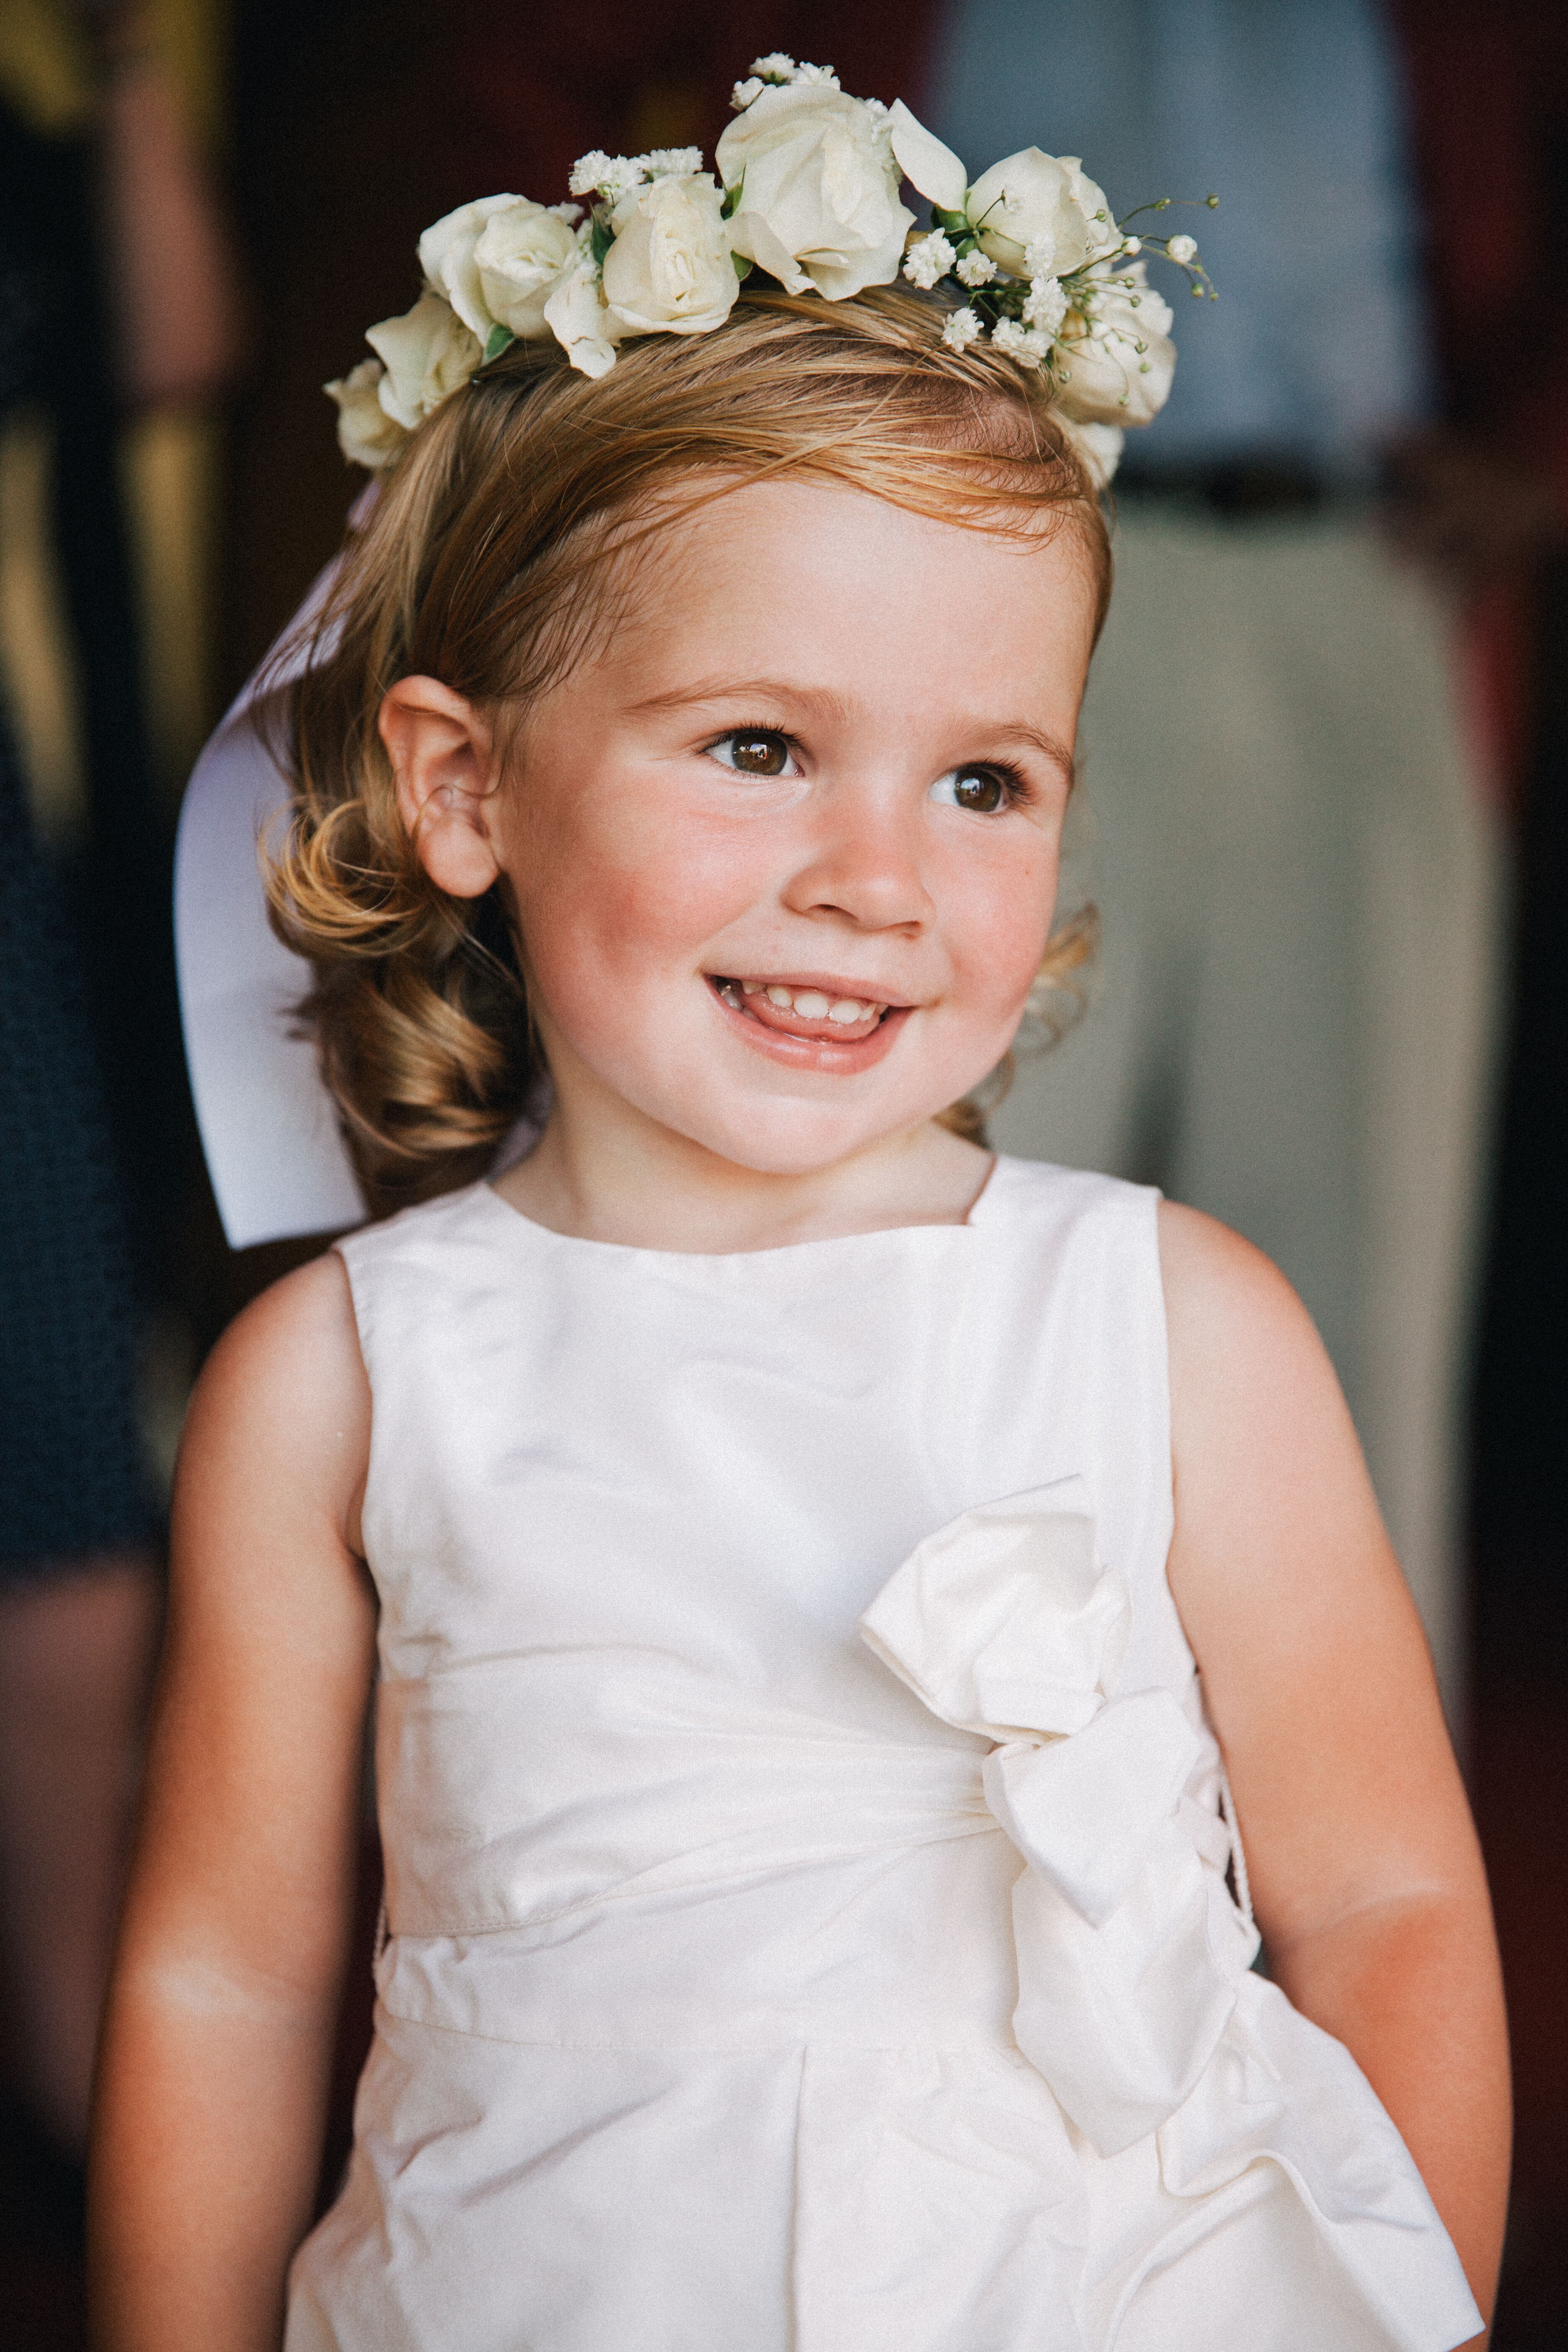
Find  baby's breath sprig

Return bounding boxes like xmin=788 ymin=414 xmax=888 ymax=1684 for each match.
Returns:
xmin=730 ymin=52 xmax=841 ymax=111
xmin=905 ymin=191 xmax=1217 ymax=370
xmin=898 ymin=171 xmax=1215 ymax=475
xmin=1118 ymin=195 xmax=1221 ymax=301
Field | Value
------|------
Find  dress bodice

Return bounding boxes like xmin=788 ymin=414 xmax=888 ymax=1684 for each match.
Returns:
xmin=348 ymin=1161 xmax=1190 ymax=1965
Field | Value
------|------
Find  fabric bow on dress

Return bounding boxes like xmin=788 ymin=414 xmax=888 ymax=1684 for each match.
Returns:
xmin=860 ymin=1475 xmax=1259 ymax=2157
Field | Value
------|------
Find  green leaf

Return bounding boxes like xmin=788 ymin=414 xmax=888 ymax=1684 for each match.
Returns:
xmin=721 ymin=169 xmax=744 ymax=218
xmin=483 ymin=324 xmax=516 ymax=364
xmin=934 ymin=206 xmax=968 ymax=235
xmin=732 ymin=252 xmax=753 ymax=280
xmin=590 ymin=212 xmax=614 ymax=268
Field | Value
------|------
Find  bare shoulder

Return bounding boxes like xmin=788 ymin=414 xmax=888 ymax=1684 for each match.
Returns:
xmin=1154 ymin=1195 xmax=1393 ymax=1646
xmin=193 ymin=1249 xmax=365 ymax=1421
xmin=178 ymin=1249 xmax=371 ymax=1565
xmin=1155 ymin=1197 xmax=1363 ymax=1473
xmin=1156 ymin=1197 xmax=1327 ymax=1368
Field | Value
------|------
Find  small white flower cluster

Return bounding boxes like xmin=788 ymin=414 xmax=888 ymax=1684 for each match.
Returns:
xmin=731 ymin=52 xmax=842 ymax=109
xmin=902 ymin=230 xmax=955 ymax=290
xmin=1022 ymin=277 xmax=1067 ymax=337
xmin=567 ymin=147 xmax=704 ymax=201
xmin=991 ymin=318 xmax=1053 ymax=365
xmin=324 ymin=41 xmax=1195 ymax=491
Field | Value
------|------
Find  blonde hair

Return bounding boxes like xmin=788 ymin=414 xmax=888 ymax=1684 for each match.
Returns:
xmin=266 ymin=284 xmax=1110 ymax=1214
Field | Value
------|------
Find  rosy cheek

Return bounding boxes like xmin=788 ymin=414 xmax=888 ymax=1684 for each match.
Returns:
xmin=944 ymin=845 xmax=1059 ymax=1016
xmin=513 ymin=785 xmax=761 ymax=996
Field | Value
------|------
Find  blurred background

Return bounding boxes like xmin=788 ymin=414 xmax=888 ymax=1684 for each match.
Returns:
xmin=0 ymin=2 xmax=1565 ymax=2344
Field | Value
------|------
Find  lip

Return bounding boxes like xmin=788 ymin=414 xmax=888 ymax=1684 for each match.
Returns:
xmin=705 ymin=970 xmax=914 ymax=1073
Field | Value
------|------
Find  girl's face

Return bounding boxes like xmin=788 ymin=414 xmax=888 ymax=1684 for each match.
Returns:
xmin=433 ymin=478 xmax=1098 ymax=1176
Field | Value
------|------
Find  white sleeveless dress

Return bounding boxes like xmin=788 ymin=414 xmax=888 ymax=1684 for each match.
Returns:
xmin=285 ymin=1158 xmax=1480 ymax=2352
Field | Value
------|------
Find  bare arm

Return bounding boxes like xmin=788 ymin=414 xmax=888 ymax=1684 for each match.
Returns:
xmin=1160 ymin=1203 xmax=1509 ymax=2344
xmin=88 ymin=1255 xmax=376 ymax=2352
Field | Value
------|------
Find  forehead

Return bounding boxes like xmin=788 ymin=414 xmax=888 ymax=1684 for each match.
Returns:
xmin=597 ymin=476 xmax=1099 ymax=704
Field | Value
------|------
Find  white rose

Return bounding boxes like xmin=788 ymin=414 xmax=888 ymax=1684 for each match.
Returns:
xmin=716 ymin=83 xmax=913 ymax=301
xmin=417 ymin=195 xmax=524 ymax=339
xmin=474 ymin=200 xmax=582 ymax=338
xmin=887 ymin=101 xmax=967 ymax=214
xmin=366 ymin=291 xmax=484 ymax=430
xmin=964 ymin=149 xmax=1114 ymax=281
xmin=324 ymin=356 xmax=405 ymax=469
xmin=601 ymin=173 xmax=740 ymax=337
xmin=543 ymin=260 xmax=624 ymax=379
xmin=1056 ymin=417 xmax=1124 ymax=490
xmin=1052 ymin=261 xmax=1175 ymax=430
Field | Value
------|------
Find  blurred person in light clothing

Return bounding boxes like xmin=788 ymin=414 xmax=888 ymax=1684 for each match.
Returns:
xmin=932 ymin=0 xmax=1502 ymax=1720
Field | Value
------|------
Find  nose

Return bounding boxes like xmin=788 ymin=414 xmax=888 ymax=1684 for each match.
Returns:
xmin=780 ymin=791 xmax=936 ymax=935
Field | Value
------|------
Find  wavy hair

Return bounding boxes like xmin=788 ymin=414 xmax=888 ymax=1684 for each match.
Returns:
xmin=266 ymin=284 xmax=1111 ymax=1214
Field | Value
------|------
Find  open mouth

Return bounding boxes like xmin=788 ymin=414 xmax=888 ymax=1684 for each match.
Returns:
xmin=706 ymin=974 xmax=902 ymax=1050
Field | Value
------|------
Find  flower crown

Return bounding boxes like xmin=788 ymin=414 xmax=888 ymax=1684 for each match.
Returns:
xmin=327 ymin=53 xmax=1212 ymax=490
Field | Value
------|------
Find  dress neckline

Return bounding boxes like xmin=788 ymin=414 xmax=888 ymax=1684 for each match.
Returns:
xmin=474 ymin=1152 xmax=1006 ymax=1266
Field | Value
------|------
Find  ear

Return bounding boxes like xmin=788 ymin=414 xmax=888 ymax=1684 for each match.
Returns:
xmin=378 ymin=676 xmax=503 ymax=899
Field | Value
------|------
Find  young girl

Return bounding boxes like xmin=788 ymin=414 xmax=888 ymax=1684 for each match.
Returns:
xmin=90 ymin=59 xmax=1507 ymax=2352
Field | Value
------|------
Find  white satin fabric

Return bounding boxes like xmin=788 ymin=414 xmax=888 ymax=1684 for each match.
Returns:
xmin=285 ymin=1161 xmax=1479 ymax=2350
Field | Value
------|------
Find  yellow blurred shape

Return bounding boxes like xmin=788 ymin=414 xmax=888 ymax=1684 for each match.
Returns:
xmin=123 ymin=407 xmax=221 ymax=798
xmin=0 ymin=0 xmax=226 ymax=144
xmin=0 ymin=412 xmax=85 ymax=846
xmin=0 ymin=405 xmax=219 ymax=840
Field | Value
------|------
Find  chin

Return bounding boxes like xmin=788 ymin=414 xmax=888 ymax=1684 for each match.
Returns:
xmin=662 ymin=1084 xmax=981 ymax=1176
xmin=583 ymin=1015 xmax=1021 ymax=1175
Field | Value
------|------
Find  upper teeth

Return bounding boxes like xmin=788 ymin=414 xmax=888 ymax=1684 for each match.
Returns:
xmin=739 ymin=982 xmax=880 ymax=1024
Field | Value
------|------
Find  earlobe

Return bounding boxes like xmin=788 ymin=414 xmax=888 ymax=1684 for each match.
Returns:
xmin=378 ymin=675 xmax=503 ymax=900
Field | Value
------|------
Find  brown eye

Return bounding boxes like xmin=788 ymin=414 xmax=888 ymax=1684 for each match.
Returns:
xmin=931 ymin=766 xmax=1008 ymax=813
xmin=955 ymin=770 xmax=1004 ymax=812
xmin=720 ymin=731 xmax=792 ymax=776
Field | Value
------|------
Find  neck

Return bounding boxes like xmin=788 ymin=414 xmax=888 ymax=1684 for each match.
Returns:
xmin=492 ymin=1047 xmax=991 ymax=1256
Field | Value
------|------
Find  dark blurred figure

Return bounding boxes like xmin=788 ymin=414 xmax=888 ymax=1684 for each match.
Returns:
xmin=1390 ymin=11 xmax=1568 ymax=2344
xmin=0 ymin=3 xmax=237 ymax=2337
xmin=1391 ymin=10 xmax=1568 ymax=1658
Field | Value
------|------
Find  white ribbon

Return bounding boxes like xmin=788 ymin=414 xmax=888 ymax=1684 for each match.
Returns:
xmin=174 ymin=539 xmax=367 ymax=1249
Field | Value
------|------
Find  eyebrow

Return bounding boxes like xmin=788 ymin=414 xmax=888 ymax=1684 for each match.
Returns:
xmin=625 ymin=676 xmax=858 ymax=725
xmin=626 ymin=678 xmax=1078 ymax=788
xmin=991 ymin=725 xmax=1078 ymax=789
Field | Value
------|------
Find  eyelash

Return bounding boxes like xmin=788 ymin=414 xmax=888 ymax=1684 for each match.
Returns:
xmin=702 ymin=731 xmax=1035 ymax=811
